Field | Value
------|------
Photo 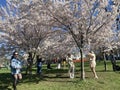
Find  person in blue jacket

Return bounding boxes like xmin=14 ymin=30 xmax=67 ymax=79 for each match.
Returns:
xmin=10 ymin=51 xmax=23 ymax=90
xmin=36 ymin=55 xmax=42 ymax=75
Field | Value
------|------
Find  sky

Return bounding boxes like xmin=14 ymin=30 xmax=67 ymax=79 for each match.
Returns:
xmin=0 ymin=0 xmax=6 ymax=7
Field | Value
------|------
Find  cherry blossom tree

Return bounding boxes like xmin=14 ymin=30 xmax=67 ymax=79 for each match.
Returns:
xmin=0 ymin=0 xmax=119 ymax=79
xmin=0 ymin=0 xmax=72 ymax=70
xmin=41 ymin=0 xmax=118 ymax=80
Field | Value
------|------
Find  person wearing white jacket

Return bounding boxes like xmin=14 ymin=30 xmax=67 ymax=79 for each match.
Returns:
xmin=66 ymin=53 xmax=75 ymax=79
xmin=10 ymin=51 xmax=23 ymax=90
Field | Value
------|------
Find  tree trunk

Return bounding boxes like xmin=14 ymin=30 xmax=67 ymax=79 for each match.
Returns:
xmin=80 ymin=48 xmax=85 ymax=80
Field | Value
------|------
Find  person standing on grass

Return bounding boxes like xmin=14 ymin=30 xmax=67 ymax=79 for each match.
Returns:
xmin=26 ymin=52 xmax=33 ymax=75
xmin=10 ymin=51 xmax=23 ymax=90
xmin=87 ymin=51 xmax=98 ymax=79
xmin=57 ymin=57 xmax=62 ymax=69
xmin=62 ymin=57 xmax=66 ymax=69
xmin=109 ymin=50 xmax=116 ymax=71
xmin=66 ymin=53 xmax=75 ymax=79
xmin=36 ymin=55 xmax=43 ymax=75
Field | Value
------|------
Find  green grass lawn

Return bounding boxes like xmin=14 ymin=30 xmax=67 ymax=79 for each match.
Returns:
xmin=0 ymin=60 xmax=120 ymax=90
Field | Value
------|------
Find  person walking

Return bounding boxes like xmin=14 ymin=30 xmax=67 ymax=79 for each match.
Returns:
xmin=66 ymin=53 xmax=75 ymax=79
xmin=10 ymin=51 xmax=23 ymax=90
xmin=87 ymin=51 xmax=98 ymax=79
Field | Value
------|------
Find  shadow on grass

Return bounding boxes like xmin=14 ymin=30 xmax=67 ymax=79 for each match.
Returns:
xmin=0 ymin=73 xmax=12 ymax=90
xmin=0 ymin=68 xmax=73 ymax=90
xmin=0 ymin=68 xmax=80 ymax=88
xmin=2 ymin=67 xmax=112 ymax=90
xmin=43 ymin=68 xmax=68 ymax=74
xmin=0 ymin=73 xmax=48 ymax=90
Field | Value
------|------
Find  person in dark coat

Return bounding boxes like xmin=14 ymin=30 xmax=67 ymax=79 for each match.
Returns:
xmin=26 ymin=52 xmax=33 ymax=74
xmin=36 ymin=55 xmax=42 ymax=74
xmin=109 ymin=50 xmax=116 ymax=71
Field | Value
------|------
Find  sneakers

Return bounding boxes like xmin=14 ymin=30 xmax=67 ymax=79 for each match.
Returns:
xmin=70 ymin=73 xmax=74 ymax=79
xmin=95 ymin=76 xmax=98 ymax=79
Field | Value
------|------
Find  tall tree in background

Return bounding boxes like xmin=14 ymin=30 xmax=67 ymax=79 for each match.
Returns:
xmin=42 ymin=0 xmax=118 ymax=80
xmin=0 ymin=0 xmax=72 ymax=64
